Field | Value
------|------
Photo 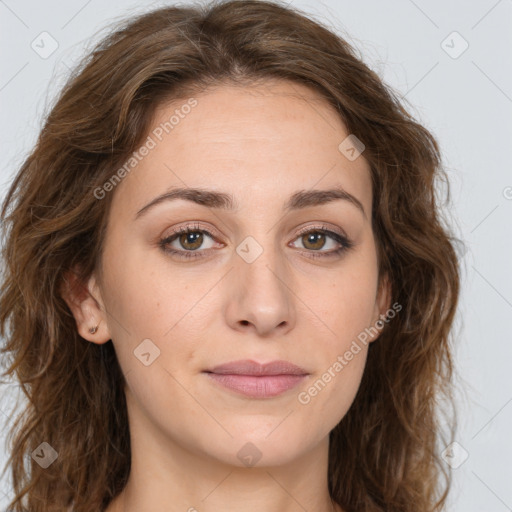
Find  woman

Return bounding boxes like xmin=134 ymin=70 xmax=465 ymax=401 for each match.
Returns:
xmin=0 ymin=1 xmax=461 ymax=511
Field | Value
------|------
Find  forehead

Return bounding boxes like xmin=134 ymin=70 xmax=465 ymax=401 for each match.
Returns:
xmin=111 ymin=80 xmax=373 ymax=219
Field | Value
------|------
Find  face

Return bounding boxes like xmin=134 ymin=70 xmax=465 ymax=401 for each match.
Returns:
xmin=69 ymin=79 xmax=390 ymax=468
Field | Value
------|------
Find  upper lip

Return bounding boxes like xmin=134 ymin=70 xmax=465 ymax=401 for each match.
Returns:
xmin=205 ymin=359 xmax=309 ymax=376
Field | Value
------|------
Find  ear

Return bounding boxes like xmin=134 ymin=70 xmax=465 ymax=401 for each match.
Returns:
xmin=60 ymin=266 xmax=111 ymax=345
xmin=368 ymin=272 xmax=392 ymax=343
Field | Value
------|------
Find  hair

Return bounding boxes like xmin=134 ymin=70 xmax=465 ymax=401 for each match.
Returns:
xmin=0 ymin=1 xmax=461 ymax=510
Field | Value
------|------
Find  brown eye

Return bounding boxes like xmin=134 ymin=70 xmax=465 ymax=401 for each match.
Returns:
xmin=159 ymin=224 xmax=218 ymax=260
xmin=178 ymin=231 xmax=204 ymax=251
xmin=301 ymin=232 xmax=327 ymax=250
xmin=289 ymin=227 xmax=354 ymax=259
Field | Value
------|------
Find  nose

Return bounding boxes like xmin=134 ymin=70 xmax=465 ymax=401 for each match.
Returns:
xmin=224 ymin=241 xmax=296 ymax=337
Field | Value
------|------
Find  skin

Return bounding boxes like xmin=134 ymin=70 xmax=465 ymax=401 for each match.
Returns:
xmin=63 ymin=79 xmax=390 ymax=512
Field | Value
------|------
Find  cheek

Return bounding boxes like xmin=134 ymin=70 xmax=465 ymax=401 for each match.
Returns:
xmin=299 ymin=329 xmax=369 ymax=432
xmin=100 ymin=243 xmax=216 ymax=368
xmin=316 ymin=351 xmax=368 ymax=430
xmin=101 ymin=242 xmax=184 ymax=332
xmin=293 ymin=259 xmax=377 ymax=422
xmin=304 ymin=260 xmax=379 ymax=349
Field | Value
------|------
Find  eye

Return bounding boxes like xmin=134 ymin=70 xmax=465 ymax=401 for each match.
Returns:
xmin=289 ymin=225 xmax=353 ymax=259
xmin=158 ymin=223 xmax=354 ymax=261
xmin=158 ymin=223 xmax=219 ymax=260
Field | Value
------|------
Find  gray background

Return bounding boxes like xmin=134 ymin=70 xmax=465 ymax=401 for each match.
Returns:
xmin=1 ymin=0 xmax=511 ymax=510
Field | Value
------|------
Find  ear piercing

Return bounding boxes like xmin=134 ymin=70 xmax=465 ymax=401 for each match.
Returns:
xmin=89 ymin=325 xmax=98 ymax=334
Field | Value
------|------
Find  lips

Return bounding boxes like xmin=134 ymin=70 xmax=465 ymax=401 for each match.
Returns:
xmin=207 ymin=359 xmax=308 ymax=376
xmin=203 ymin=359 xmax=309 ymax=398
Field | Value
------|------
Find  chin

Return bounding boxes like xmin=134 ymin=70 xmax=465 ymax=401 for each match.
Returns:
xmin=202 ymin=428 xmax=319 ymax=469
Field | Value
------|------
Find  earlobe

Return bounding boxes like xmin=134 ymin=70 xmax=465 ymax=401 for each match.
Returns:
xmin=60 ymin=268 xmax=111 ymax=344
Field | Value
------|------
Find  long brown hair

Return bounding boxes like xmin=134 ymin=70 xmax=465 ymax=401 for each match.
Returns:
xmin=0 ymin=1 xmax=461 ymax=510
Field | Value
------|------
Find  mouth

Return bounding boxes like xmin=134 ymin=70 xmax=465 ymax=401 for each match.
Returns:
xmin=202 ymin=359 xmax=309 ymax=399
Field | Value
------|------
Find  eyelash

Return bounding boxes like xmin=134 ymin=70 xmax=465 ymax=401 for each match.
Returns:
xmin=158 ymin=223 xmax=354 ymax=260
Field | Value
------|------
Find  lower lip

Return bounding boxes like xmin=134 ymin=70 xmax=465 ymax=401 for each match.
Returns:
xmin=204 ymin=373 xmax=307 ymax=398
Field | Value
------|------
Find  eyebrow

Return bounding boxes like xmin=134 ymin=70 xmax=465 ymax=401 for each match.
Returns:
xmin=134 ymin=186 xmax=367 ymax=220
